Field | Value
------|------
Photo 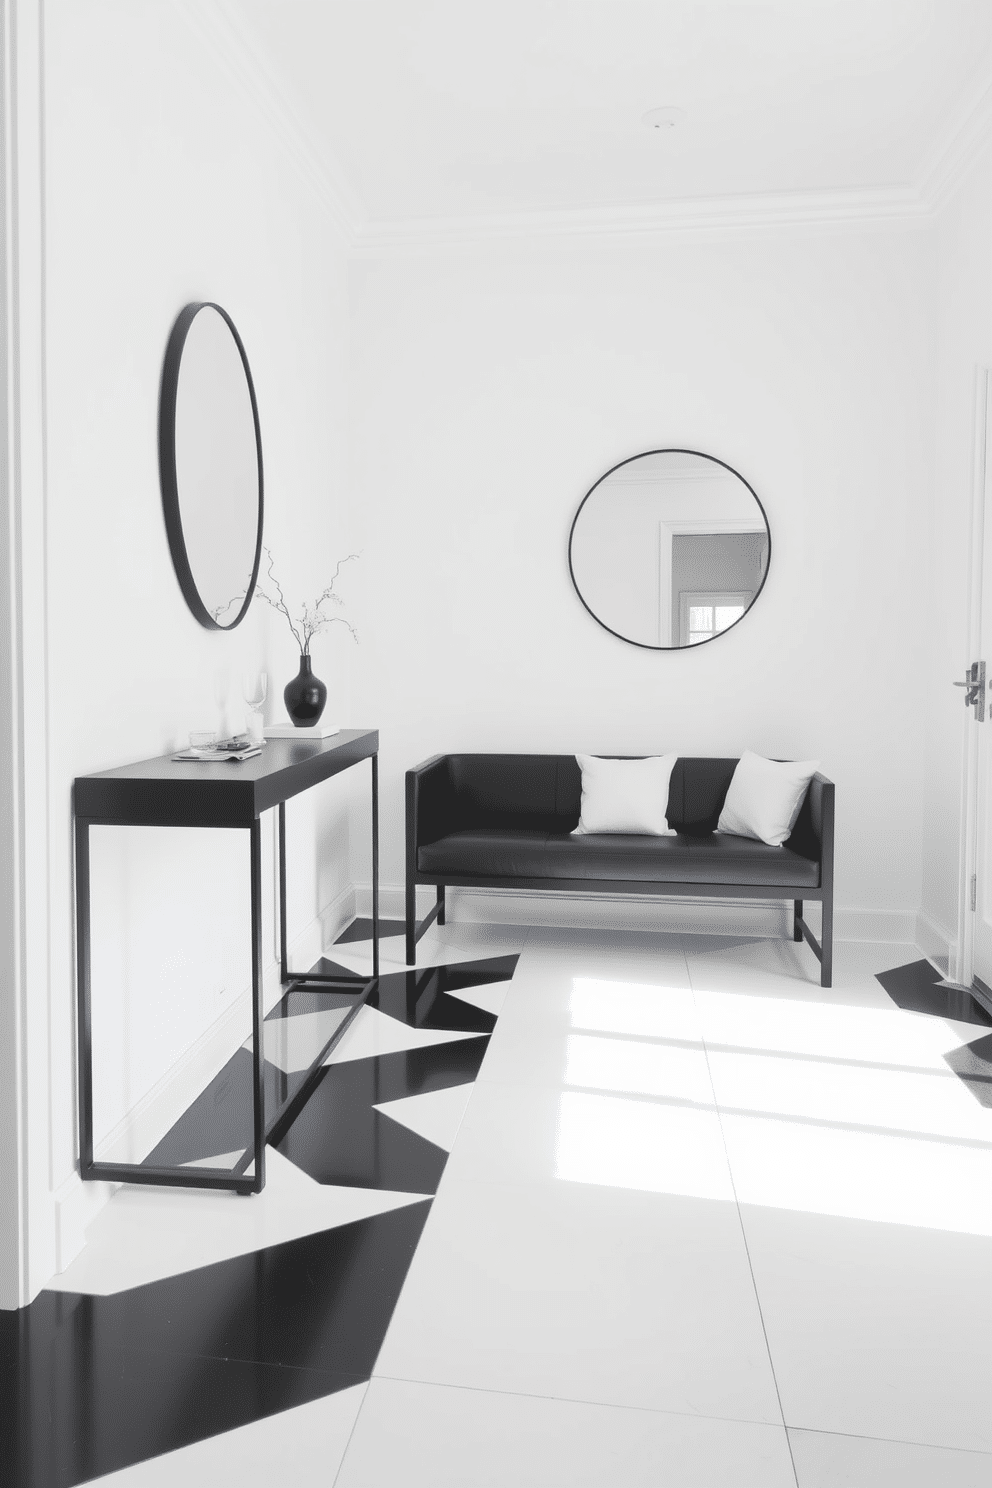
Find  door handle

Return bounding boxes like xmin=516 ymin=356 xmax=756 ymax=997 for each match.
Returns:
xmin=954 ymin=661 xmax=986 ymax=721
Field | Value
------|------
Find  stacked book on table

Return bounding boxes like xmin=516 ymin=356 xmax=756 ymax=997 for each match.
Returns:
xmin=172 ymin=722 xmax=342 ymax=762
xmin=172 ymin=735 xmax=262 ymax=762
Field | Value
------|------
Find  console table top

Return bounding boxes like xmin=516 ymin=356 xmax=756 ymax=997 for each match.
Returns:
xmin=74 ymin=728 xmax=379 ymax=828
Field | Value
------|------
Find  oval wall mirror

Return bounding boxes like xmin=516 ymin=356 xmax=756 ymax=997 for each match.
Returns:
xmin=568 ymin=449 xmax=770 ymax=650
xmin=159 ymin=302 xmax=264 ymax=630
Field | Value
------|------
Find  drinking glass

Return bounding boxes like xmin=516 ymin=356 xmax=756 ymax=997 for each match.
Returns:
xmin=242 ymin=670 xmax=268 ymax=744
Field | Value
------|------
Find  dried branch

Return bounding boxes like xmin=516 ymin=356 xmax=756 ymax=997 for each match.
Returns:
xmin=210 ymin=593 xmax=245 ymax=622
xmin=254 ymin=548 xmax=304 ymax=651
xmin=210 ymin=573 xmax=256 ymax=622
xmin=304 ymin=611 xmax=359 ymax=651
xmin=252 ymin=548 xmax=358 ymax=655
xmin=312 ymin=554 xmax=358 ymax=619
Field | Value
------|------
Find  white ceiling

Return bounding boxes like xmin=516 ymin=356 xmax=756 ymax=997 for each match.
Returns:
xmin=234 ymin=0 xmax=992 ymax=226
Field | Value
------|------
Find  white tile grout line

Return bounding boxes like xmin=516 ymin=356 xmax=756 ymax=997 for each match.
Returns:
xmin=368 ymin=1369 xmax=796 ymax=1433
xmin=329 ymin=1381 xmax=372 ymax=1488
xmin=684 ymin=945 xmax=802 ymax=1488
xmin=783 ymin=1421 xmax=992 ymax=1459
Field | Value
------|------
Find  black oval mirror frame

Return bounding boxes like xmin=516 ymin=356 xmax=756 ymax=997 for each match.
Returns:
xmin=158 ymin=302 xmax=264 ymax=631
xmin=568 ymin=448 xmax=771 ymax=651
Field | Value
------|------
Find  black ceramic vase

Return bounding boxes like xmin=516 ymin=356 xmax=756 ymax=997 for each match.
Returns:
xmin=284 ymin=654 xmax=327 ymax=727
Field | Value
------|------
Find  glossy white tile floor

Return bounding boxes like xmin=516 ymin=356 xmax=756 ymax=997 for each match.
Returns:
xmin=95 ymin=924 xmax=992 ymax=1486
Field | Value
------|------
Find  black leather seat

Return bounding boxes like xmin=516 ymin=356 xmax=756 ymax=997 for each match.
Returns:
xmin=420 ymin=829 xmax=820 ymax=887
xmin=540 ymin=832 xmax=821 ymax=887
xmin=419 ymin=829 xmax=553 ymax=879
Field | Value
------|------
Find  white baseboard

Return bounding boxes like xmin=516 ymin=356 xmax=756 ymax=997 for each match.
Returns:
xmin=52 ymin=882 xmax=355 ymax=1277
xmin=356 ymin=882 xmax=918 ymax=947
xmin=915 ymin=908 xmax=956 ymax=978
xmin=833 ymin=907 xmax=918 ymax=945
xmin=315 ymin=881 xmax=357 ymax=956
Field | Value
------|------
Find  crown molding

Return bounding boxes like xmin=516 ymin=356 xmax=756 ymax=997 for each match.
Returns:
xmin=173 ymin=0 xmax=366 ymax=243
xmin=915 ymin=72 xmax=992 ymax=213
xmin=352 ymin=183 xmax=929 ymax=255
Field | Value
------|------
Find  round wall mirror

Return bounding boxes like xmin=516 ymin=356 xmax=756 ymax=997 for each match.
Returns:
xmin=568 ymin=449 xmax=770 ymax=650
xmin=159 ymin=302 xmax=264 ymax=630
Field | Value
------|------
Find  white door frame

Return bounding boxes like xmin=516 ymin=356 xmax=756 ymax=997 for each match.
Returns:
xmin=0 ymin=0 xmax=54 ymax=1308
xmin=953 ymin=366 xmax=992 ymax=988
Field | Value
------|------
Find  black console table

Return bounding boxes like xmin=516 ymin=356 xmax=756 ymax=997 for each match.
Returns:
xmin=74 ymin=729 xmax=379 ymax=1196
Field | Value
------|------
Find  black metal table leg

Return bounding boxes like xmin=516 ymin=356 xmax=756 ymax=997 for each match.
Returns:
xmin=76 ymin=816 xmax=94 ymax=1177
xmin=278 ymin=790 xmax=373 ymax=990
xmin=278 ymin=801 xmax=288 ymax=985
xmin=372 ymin=753 xmax=379 ymax=979
xmin=79 ymin=819 xmax=259 ymax=1195
xmin=248 ymin=817 xmax=265 ymax=1192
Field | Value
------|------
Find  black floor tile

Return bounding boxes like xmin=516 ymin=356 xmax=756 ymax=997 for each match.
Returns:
xmin=876 ymin=959 xmax=992 ymax=1026
xmin=951 ymin=1030 xmax=992 ymax=1070
xmin=372 ymin=969 xmax=494 ymax=1034
xmin=268 ymin=987 xmax=363 ymax=1021
xmin=282 ymin=1105 xmax=448 ymax=1193
xmin=306 ymin=952 xmax=374 ymax=980
xmin=94 ymin=1203 xmax=432 ymax=1374
xmin=143 ymin=1049 xmax=309 ymax=1168
xmin=944 ymin=1030 xmax=992 ymax=1108
xmin=441 ymin=953 xmax=519 ymax=993
xmin=0 ymin=1202 xmax=431 ymax=1488
xmin=370 ymin=955 xmax=517 ymax=1035
xmin=3 ymin=1345 xmax=356 ymax=1488
xmin=275 ymin=1040 xmax=489 ymax=1191
xmin=334 ymin=917 xmax=406 ymax=944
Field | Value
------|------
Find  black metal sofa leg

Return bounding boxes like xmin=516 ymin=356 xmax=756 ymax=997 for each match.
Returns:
xmin=405 ymin=877 xmax=417 ymax=967
xmin=794 ymin=897 xmax=832 ymax=988
xmin=437 ymin=884 xmax=446 ymax=926
xmin=821 ymin=895 xmax=833 ymax=989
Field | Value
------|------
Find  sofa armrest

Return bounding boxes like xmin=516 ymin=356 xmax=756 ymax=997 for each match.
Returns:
xmin=406 ymin=756 xmax=456 ymax=872
xmin=786 ymin=772 xmax=834 ymax=880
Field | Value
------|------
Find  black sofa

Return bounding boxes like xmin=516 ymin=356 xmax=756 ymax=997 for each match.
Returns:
xmin=405 ymin=754 xmax=835 ymax=985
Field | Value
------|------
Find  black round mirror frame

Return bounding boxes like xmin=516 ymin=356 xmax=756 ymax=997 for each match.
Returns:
xmin=158 ymin=301 xmax=264 ymax=631
xmin=567 ymin=447 xmax=772 ymax=652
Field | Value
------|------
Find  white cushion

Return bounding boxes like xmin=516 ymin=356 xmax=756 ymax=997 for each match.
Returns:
xmin=717 ymin=751 xmax=820 ymax=847
xmin=572 ymin=754 xmax=678 ymax=836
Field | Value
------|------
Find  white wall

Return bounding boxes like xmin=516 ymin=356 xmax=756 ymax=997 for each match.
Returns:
xmin=920 ymin=137 xmax=992 ymax=958
xmin=33 ymin=0 xmax=359 ymax=1287
xmin=350 ymin=227 xmax=935 ymax=929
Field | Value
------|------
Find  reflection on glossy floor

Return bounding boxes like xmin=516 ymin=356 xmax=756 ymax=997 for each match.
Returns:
xmin=10 ymin=923 xmax=992 ymax=1486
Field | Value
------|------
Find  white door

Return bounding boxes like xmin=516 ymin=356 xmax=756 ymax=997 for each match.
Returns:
xmin=959 ymin=372 xmax=992 ymax=990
